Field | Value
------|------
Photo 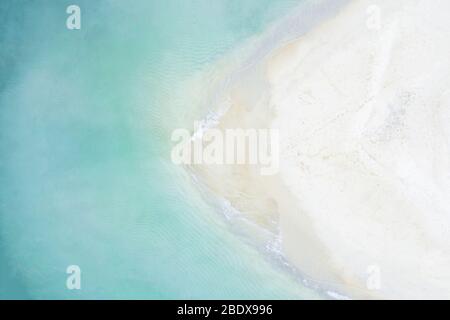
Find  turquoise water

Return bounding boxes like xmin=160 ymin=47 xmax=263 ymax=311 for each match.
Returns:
xmin=0 ymin=0 xmax=319 ymax=299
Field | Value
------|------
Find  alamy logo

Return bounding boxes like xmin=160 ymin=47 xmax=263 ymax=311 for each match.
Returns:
xmin=66 ymin=265 xmax=81 ymax=290
xmin=66 ymin=5 xmax=81 ymax=30
xmin=366 ymin=5 xmax=381 ymax=31
xmin=366 ymin=264 xmax=381 ymax=291
xmin=171 ymin=122 xmax=279 ymax=175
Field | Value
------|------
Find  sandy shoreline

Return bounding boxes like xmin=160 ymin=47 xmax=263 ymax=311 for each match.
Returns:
xmin=190 ymin=0 xmax=450 ymax=298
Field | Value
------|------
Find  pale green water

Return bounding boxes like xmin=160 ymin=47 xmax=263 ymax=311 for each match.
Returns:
xmin=0 ymin=0 xmax=320 ymax=299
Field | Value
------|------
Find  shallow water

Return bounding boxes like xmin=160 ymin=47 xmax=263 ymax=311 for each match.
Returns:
xmin=0 ymin=0 xmax=321 ymax=299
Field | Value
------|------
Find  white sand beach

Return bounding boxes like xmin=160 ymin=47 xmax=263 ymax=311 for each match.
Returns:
xmin=191 ymin=0 xmax=450 ymax=299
